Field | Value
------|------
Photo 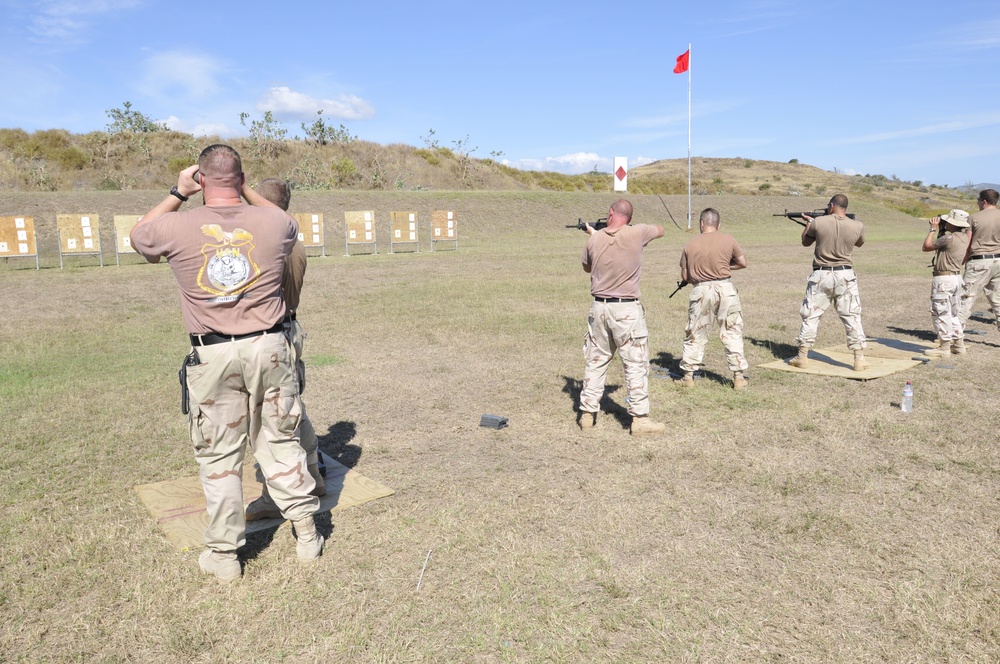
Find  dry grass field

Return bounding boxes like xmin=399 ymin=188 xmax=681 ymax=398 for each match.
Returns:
xmin=2 ymin=191 xmax=998 ymax=662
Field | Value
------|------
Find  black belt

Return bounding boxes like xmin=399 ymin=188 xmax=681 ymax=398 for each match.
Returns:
xmin=594 ymin=296 xmax=638 ymax=303
xmin=813 ymin=265 xmax=852 ymax=271
xmin=933 ymin=270 xmax=960 ymax=276
xmin=970 ymin=254 xmax=1000 ymax=260
xmin=190 ymin=321 xmax=285 ymax=347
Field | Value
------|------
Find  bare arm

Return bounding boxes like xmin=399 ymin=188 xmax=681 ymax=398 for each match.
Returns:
xmin=241 ymin=181 xmax=279 ymax=208
xmin=800 ymin=217 xmax=815 ymax=247
xmin=130 ymin=165 xmax=202 ymax=260
xmin=921 ymin=218 xmax=941 ymax=253
xmin=731 ymin=253 xmax=747 ymax=270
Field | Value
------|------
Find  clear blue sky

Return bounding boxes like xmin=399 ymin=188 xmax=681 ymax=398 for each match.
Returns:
xmin=2 ymin=0 xmax=998 ymax=187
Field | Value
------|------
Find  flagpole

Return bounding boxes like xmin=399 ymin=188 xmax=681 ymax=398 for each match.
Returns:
xmin=687 ymin=42 xmax=692 ymax=231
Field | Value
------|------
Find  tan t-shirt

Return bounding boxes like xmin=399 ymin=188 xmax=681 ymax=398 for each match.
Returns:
xmin=131 ymin=204 xmax=297 ymax=335
xmin=933 ymin=231 xmax=970 ymax=273
xmin=582 ymin=224 xmax=661 ymax=298
xmin=968 ymin=207 xmax=1000 ymax=255
xmin=680 ymin=231 xmax=744 ymax=283
xmin=282 ymin=240 xmax=307 ymax=313
xmin=806 ymin=214 xmax=865 ymax=268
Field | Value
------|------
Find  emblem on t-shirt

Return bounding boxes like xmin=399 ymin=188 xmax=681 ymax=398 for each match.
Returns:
xmin=198 ymin=224 xmax=260 ymax=302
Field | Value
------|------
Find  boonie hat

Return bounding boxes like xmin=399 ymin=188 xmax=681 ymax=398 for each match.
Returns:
xmin=941 ymin=209 xmax=970 ymax=228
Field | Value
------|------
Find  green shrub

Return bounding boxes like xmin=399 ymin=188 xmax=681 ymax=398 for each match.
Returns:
xmin=0 ymin=128 xmax=29 ymax=151
xmin=758 ymin=183 xmax=771 ymax=191
xmin=414 ymin=148 xmax=440 ymax=166
xmin=332 ymin=158 xmax=358 ymax=186
xmin=51 ymin=147 xmax=89 ymax=170
xmin=166 ymin=156 xmax=191 ymax=173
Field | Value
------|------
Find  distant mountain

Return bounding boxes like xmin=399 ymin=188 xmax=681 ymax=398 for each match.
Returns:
xmin=959 ymin=183 xmax=1000 ymax=194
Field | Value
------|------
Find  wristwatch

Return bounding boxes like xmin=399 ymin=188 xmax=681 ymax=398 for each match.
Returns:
xmin=169 ymin=186 xmax=189 ymax=202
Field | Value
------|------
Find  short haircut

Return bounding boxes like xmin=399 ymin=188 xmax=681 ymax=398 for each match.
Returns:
xmin=611 ymin=199 xmax=633 ymax=222
xmin=979 ymin=189 xmax=999 ymax=206
xmin=830 ymin=193 xmax=849 ymax=209
xmin=699 ymin=207 xmax=720 ymax=228
xmin=198 ymin=144 xmax=242 ymax=181
xmin=257 ymin=178 xmax=291 ymax=211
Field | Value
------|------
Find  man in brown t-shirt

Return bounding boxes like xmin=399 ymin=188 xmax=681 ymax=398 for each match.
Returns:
xmin=578 ymin=199 xmax=665 ymax=435
xmin=922 ymin=209 xmax=971 ymax=356
xmin=674 ymin=208 xmax=748 ymax=389
xmin=958 ymin=189 xmax=1000 ymax=339
xmin=130 ymin=145 xmax=323 ymax=582
xmin=788 ymin=194 xmax=869 ymax=372
xmin=240 ymin=178 xmax=327 ymax=521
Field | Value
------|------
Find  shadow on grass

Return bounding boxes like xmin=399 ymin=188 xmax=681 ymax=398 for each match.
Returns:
xmin=561 ymin=375 xmax=630 ymax=429
xmin=651 ymin=350 xmax=739 ymax=387
xmin=745 ymin=336 xmax=798 ymax=360
xmin=886 ymin=326 xmax=937 ymax=342
xmin=969 ymin=312 xmax=996 ymax=325
xmin=317 ymin=421 xmax=361 ymax=469
xmin=241 ymin=421 xmax=359 ymax=562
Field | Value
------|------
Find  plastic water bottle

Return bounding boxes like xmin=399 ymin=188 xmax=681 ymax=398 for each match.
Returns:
xmin=901 ymin=380 xmax=913 ymax=413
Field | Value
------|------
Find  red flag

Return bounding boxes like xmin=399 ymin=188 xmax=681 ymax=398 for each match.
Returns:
xmin=673 ymin=49 xmax=690 ymax=74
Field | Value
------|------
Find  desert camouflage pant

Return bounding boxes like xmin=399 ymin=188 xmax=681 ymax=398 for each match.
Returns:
xmin=929 ymin=274 xmax=964 ymax=341
xmin=679 ymin=280 xmax=749 ymax=373
xmin=796 ymin=268 xmax=866 ymax=350
xmin=285 ymin=319 xmax=318 ymax=466
xmin=580 ymin=300 xmax=650 ymax=417
xmin=187 ymin=331 xmax=318 ymax=553
xmin=958 ymin=257 xmax=1000 ymax=329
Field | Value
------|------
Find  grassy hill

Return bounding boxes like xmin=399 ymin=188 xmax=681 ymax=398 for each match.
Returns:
xmin=0 ymin=125 xmax=978 ymax=218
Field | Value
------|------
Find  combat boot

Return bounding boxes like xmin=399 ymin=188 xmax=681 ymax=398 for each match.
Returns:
xmin=245 ymin=485 xmax=282 ymax=521
xmin=733 ymin=371 xmax=748 ymax=390
xmin=630 ymin=416 xmax=666 ymax=436
xmin=578 ymin=411 xmax=597 ymax=430
xmin=293 ymin=517 xmax=325 ymax=563
xmin=951 ymin=338 xmax=967 ymax=354
xmin=923 ymin=339 xmax=949 ymax=357
xmin=674 ymin=371 xmax=694 ymax=387
xmin=788 ymin=346 xmax=810 ymax=369
xmin=199 ymin=549 xmax=241 ymax=583
xmin=853 ymin=350 xmax=870 ymax=372
xmin=307 ymin=462 xmax=327 ymax=497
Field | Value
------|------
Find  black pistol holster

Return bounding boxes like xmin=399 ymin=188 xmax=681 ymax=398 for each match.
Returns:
xmin=179 ymin=349 xmax=200 ymax=414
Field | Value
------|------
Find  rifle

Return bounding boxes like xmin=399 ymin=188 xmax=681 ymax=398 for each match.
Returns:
xmin=669 ymin=280 xmax=688 ymax=298
xmin=566 ymin=216 xmax=608 ymax=232
xmin=774 ymin=209 xmax=857 ymax=227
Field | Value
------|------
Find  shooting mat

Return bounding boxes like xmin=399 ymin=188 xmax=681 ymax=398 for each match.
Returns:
xmin=757 ymin=337 xmax=933 ymax=380
xmin=134 ymin=452 xmax=394 ymax=550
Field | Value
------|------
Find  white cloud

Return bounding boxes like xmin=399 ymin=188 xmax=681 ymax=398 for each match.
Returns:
xmin=162 ymin=115 xmax=235 ymax=138
xmin=29 ymin=0 xmax=142 ymax=41
xmin=140 ymin=52 xmax=224 ymax=99
xmin=256 ymin=87 xmax=376 ymax=122
xmin=505 ymin=152 xmax=609 ymax=174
